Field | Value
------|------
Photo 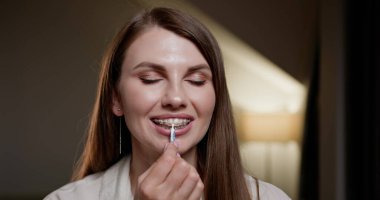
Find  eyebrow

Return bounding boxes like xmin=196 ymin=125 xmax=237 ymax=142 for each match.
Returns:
xmin=132 ymin=62 xmax=211 ymax=73
xmin=132 ymin=62 xmax=166 ymax=71
xmin=187 ymin=64 xmax=211 ymax=73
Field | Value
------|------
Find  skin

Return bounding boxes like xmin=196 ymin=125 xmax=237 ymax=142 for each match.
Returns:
xmin=112 ymin=26 xmax=216 ymax=199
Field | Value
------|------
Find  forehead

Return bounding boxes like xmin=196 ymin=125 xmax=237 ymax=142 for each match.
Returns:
xmin=122 ymin=27 xmax=208 ymax=70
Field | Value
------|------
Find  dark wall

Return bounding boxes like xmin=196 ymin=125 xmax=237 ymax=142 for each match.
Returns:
xmin=0 ymin=0 xmax=141 ymax=198
xmin=345 ymin=0 xmax=380 ymax=199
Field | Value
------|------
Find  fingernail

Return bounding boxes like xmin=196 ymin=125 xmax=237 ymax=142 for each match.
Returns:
xmin=173 ymin=141 xmax=179 ymax=148
xmin=176 ymin=153 xmax=181 ymax=157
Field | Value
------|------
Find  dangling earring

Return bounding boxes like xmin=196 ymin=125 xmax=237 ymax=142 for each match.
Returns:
xmin=119 ymin=116 xmax=122 ymax=155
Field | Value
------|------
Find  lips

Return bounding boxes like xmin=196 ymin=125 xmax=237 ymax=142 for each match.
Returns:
xmin=150 ymin=114 xmax=194 ymax=136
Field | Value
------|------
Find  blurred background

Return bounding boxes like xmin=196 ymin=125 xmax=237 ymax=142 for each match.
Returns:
xmin=1 ymin=0 xmax=379 ymax=199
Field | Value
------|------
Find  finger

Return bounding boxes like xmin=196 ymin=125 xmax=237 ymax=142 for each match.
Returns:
xmin=160 ymin=158 xmax=191 ymax=194
xmin=138 ymin=143 xmax=175 ymax=183
xmin=137 ymin=163 xmax=153 ymax=184
xmin=175 ymin=166 xmax=200 ymax=199
xmin=188 ymin=179 xmax=204 ymax=200
xmin=140 ymin=143 xmax=178 ymax=186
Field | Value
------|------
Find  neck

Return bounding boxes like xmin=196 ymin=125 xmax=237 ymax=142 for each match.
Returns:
xmin=129 ymin=140 xmax=198 ymax=195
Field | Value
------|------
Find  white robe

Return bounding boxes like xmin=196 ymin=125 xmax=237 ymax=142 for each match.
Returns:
xmin=44 ymin=156 xmax=290 ymax=200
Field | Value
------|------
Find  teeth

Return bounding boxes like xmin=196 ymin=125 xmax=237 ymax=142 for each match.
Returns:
xmin=153 ymin=118 xmax=190 ymax=127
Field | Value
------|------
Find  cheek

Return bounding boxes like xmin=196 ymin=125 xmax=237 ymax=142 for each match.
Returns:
xmin=188 ymin=85 xmax=216 ymax=118
xmin=120 ymin=80 xmax=161 ymax=117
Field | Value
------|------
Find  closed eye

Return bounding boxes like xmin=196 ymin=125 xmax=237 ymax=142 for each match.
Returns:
xmin=187 ymin=80 xmax=206 ymax=86
xmin=139 ymin=77 xmax=162 ymax=84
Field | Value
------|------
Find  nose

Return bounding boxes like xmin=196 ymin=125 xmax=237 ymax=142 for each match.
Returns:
xmin=161 ymin=83 xmax=187 ymax=110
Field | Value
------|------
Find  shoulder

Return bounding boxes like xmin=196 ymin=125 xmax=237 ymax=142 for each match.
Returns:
xmin=44 ymin=157 xmax=131 ymax=200
xmin=245 ymin=175 xmax=291 ymax=200
xmin=43 ymin=172 xmax=104 ymax=200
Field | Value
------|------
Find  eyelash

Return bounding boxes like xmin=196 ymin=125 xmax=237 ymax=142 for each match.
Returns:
xmin=187 ymin=80 xmax=206 ymax=86
xmin=139 ymin=77 xmax=207 ymax=86
xmin=140 ymin=77 xmax=162 ymax=84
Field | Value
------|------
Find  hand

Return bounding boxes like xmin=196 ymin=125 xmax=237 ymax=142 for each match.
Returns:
xmin=134 ymin=143 xmax=204 ymax=200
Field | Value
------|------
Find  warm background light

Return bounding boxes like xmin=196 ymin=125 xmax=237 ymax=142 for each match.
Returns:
xmin=239 ymin=112 xmax=302 ymax=141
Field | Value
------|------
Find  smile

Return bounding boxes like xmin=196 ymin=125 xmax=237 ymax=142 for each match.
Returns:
xmin=152 ymin=118 xmax=191 ymax=129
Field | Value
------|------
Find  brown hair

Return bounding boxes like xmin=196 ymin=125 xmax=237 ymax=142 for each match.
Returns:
xmin=72 ymin=7 xmax=251 ymax=200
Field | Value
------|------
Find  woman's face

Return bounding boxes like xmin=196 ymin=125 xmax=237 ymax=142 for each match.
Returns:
xmin=113 ymin=27 xmax=215 ymax=156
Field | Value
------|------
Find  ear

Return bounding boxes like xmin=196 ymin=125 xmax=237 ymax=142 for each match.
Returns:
xmin=112 ymin=91 xmax=124 ymax=116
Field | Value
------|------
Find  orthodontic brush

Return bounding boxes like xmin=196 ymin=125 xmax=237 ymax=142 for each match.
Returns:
xmin=170 ymin=124 xmax=176 ymax=143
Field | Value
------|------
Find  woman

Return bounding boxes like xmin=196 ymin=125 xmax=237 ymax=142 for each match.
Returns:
xmin=45 ymin=7 xmax=290 ymax=200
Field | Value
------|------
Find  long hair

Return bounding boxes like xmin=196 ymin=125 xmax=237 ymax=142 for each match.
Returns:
xmin=72 ymin=7 xmax=251 ymax=200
